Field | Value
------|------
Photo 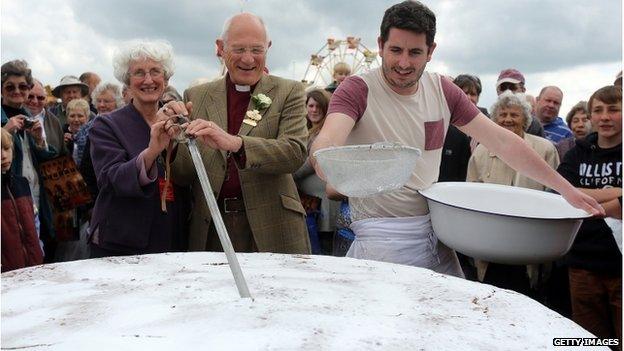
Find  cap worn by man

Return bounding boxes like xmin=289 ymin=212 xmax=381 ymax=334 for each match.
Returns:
xmin=496 ymin=68 xmax=525 ymax=94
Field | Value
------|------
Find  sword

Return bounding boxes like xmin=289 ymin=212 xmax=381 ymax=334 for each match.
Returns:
xmin=172 ymin=116 xmax=252 ymax=299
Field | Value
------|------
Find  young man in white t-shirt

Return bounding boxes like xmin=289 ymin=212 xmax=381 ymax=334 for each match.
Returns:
xmin=312 ymin=0 xmax=603 ymax=277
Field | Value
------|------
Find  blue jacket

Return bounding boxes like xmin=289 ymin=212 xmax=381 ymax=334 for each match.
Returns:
xmin=542 ymin=117 xmax=573 ymax=143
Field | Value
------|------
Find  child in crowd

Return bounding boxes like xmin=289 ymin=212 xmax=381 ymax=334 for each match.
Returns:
xmin=325 ymin=62 xmax=351 ymax=93
xmin=557 ymin=85 xmax=622 ymax=342
xmin=1 ymin=128 xmax=44 ymax=272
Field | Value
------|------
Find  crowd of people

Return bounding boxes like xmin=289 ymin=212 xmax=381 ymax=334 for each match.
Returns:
xmin=1 ymin=0 xmax=621 ymax=345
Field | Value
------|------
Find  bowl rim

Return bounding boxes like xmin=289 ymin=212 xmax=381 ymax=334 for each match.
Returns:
xmin=313 ymin=144 xmax=422 ymax=159
xmin=419 ymin=182 xmax=593 ymax=220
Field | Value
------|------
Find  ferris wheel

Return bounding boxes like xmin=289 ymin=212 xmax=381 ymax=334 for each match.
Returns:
xmin=301 ymin=37 xmax=380 ymax=87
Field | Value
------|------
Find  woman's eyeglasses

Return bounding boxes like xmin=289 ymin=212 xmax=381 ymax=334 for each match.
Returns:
xmin=4 ymin=83 xmax=30 ymax=92
xmin=130 ymin=68 xmax=164 ymax=79
xmin=28 ymin=94 xmax=46 ymax=102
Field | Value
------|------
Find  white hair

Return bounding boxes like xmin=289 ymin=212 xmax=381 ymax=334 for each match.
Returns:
xmin=91 ymin=82 xmax=124 ymax=109
xmin=490 ymin=90 xmax=534 ymax=131
xmin=220 ymin=13 xmax=270 ymax=45
xmin=112 ymin=39 xmax=175 ymax=85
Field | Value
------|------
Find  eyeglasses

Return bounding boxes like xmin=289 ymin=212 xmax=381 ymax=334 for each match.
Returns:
xmin=28 ymin=94 xmax=46 ymax=102
xmin=4 ymin=83 xmax=30 ymax=92
xmin=499 ymin=82 xmax=519 ymax=92
xmin=227 ymin=46 xmax=267 ymax=56
xmin=130 ymin=68 xmax=164 ymax=79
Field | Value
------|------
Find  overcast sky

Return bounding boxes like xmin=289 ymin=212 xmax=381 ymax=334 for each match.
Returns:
xmin=2 ymin=0 xmax=622 ymax=115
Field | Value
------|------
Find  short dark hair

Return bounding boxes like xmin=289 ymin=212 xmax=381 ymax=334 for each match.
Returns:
xmin=588 ymin=85 xmax=622 ymax=113
xmin=453 ymin=74 xmax=482 ymax=96
xmin=1 ymin=60 xmax=33 ymax=87
xmin=380 ymin=1 xmax=436 ymax=47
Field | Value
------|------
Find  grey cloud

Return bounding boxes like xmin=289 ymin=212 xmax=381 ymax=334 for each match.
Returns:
xmin=5 ymin=0 xmax=621 ymax=88
xmin=66 ymin=0 xmax=620 ymax=80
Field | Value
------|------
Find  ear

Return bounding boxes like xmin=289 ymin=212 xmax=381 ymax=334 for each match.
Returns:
xmin=426 ymin=42 xmax=437 ymax=62
xmin=216 ymin=39 xmax=224 ymax=57
xmin=377 ymin=36 xmax=384 ymax=55
xmin=267 ymin=40 xmax=272 ymax=49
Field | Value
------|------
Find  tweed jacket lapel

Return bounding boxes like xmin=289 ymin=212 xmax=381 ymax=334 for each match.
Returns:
xmin=238 ymin=75 xmax=277 ymax=137
xmin=200 ymin=77 xmax=228 ymax=132
xmin=196 ymin=77 xmax=228 ymax=160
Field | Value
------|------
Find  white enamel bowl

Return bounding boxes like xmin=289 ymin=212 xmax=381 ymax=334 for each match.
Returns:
xmin=419 ymin=182 xmax=592 ymax=264
xmin=313 ymin=143 xmax=421 ymax=198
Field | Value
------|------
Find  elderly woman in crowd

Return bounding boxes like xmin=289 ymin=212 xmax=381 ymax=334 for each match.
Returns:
xmin=294 ymin=89 xmax=339 ymax=254
xmin=555 ymin=101 xmax=591 ymax=160
xmin=93 ymin=83 xmax=123 ymax=115
xmin=63 ymin=98 xmax=90 ymax=163
xmin=1 ymin=59 xmax=57 ymax=260
xmin=466 ymin=90 xmax=560 ymax=296
xmin=88 ymin=40 xmax=189 ymax=257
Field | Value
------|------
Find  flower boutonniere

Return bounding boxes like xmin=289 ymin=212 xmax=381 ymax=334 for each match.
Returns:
xmin=243 ymin=109 xmax=262 ymax=127
xmin=244 ymin=94 xmax=272 ymax=127
xmin=251 ymin=93 xmax=272 ymax=110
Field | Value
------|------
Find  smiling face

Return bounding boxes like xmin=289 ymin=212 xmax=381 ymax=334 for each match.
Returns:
xmin=590 ymin=99 xmax=622 ymax=148
xmin=495 ymin=105 xmax=526 ymax=137
xmin=217 ymin=14 xmax=270 ymax=86
xmin=26 ymin=82 xmax=47 ymax=116
xmin=1 ymin=75 xmax=30 ymax=108
xmin=570 ymin=111 xmax=590 ymax=139
xmin=378 ymin=28 xmax=435 ymax=95
xmin=127 ymin=58 xmax=167 ymax=106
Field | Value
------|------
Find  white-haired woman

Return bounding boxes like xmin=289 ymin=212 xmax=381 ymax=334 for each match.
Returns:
xmin=93 ymin=82 xmax=123 ymax=115
xmin=466 ymin=90 xmax=560 ymax=296
xmin=88 ymin=40 xmax=189 ymax=257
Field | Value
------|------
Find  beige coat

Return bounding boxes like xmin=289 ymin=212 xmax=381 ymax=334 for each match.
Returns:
xmin=467 ymin=133 xmax=560 ymax=284
xmin=171 ymin=75 xmax=311 ymax=254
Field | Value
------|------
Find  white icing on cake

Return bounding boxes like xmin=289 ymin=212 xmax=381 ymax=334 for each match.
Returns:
xmin=1 ymin=253 xmax=600 ymax=350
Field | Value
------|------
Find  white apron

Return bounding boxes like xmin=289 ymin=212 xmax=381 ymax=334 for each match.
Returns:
xmin=347 ymin=215 xmax=464 ymax=278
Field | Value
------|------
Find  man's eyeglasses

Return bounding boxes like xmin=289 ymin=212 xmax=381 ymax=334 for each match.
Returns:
xmin=4 ymin=83 xmax=30 ymax=92
xmin=130 ymin=68 xmax=164 ymax=79
xmin=499 ymin=82 xmax=519 ymax=92
xmin=28 ymin=94 xmax=46 ymax=102
xmin=228 ymin=46 xmax=267 ymax=56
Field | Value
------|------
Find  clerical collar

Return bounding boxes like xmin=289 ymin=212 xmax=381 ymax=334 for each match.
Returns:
xmin=226 ymin=73 xmax=256 ymax=94
xmin=235 ymin=84 xmax=251 ymax=92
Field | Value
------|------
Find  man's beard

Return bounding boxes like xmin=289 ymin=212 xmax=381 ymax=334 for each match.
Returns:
xmin=381 ymin=61 xmax=425 ymax=91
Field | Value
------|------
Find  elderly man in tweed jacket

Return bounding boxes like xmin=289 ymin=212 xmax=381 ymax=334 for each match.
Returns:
xmin=169 ymin=12 xmax=310 ymax=254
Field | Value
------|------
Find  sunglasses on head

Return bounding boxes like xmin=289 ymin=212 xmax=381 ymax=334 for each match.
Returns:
xmin=28 ymin=94 xmax=46 ymax=101
xmin=4 ymin=83 xmax=30 ymax=92
xmin=499 ymin=82 xmax=519 ymax=92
